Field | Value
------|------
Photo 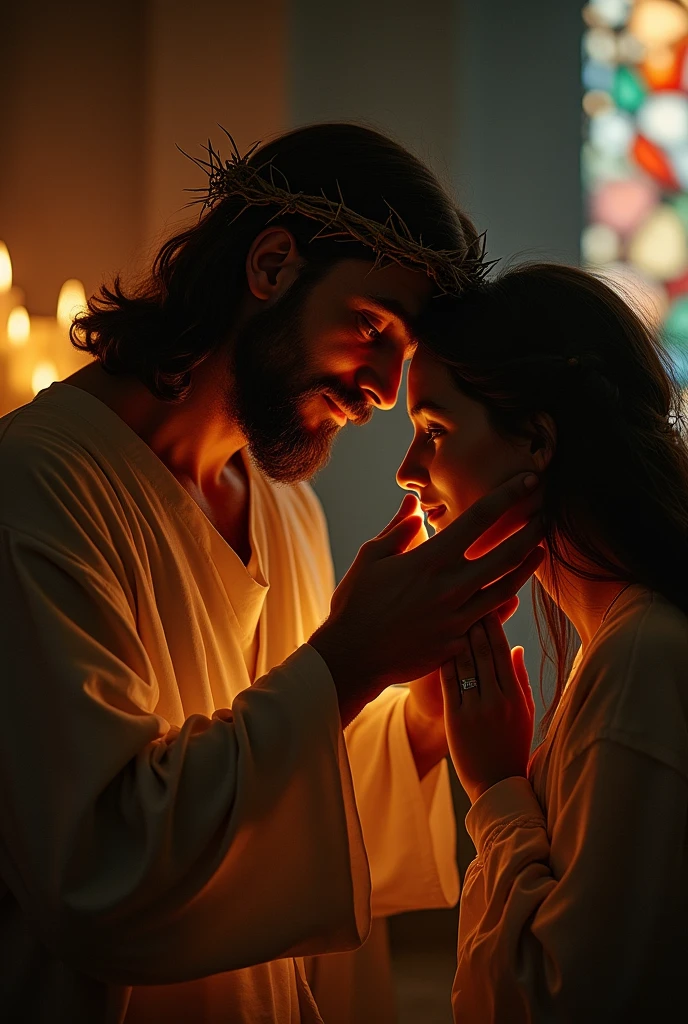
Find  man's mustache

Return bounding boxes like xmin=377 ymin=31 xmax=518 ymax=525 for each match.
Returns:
xmin=305 ymin=377 xmax=375 ymax=426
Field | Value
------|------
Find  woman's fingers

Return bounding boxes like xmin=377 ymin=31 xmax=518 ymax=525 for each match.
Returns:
xmin=467 ymin=620 xmax=498 ymax=704
xmin=440 ymin=658 xmax=462 ymax=715
xmin=511 ymin=644 xmax=536 ymax=717
xmin=452 ymin=634 xmax=480 ymax=707
xmin=482 ymin=613 xmax=519 ymax=699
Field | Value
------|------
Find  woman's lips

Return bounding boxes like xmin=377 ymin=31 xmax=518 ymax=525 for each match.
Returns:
xmin=423 ymin=504 xmax=447 ymax=525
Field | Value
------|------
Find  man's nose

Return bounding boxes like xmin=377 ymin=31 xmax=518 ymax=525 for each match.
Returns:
xmin=357 ymin=349 xmax=405 ymax=410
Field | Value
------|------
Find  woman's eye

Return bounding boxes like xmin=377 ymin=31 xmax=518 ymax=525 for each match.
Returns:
xmin=424 ymin=425 xmax=445 ymax=443
xmin=356 ymin=312 xmax=380 ymax=342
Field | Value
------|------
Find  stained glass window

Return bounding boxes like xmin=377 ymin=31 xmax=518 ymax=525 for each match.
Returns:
xmin=582 ymin=0 xmax=688 ymax=383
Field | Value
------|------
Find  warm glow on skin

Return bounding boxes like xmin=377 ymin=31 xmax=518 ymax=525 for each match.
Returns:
xmin=397 ymin=347 xmax=535 ymax=529
xmin=397 ymin=346 xmax=631 ymax=648
xmin=68 ymin=258 xmax=431 ymax=490
xmin=294 ymin=259 xmax=431 ymax=432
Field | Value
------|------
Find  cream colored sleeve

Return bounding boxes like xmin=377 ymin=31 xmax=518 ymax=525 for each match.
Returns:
xmin=301 ymin=485 xmax=458 ymax=917
xmin=453 ymin=742 xmax=688 ymax=1022
xmin=345 ymin=686 xmax=459 ymax=917
xmin=0 ymin=527 xmax=371 ymax=986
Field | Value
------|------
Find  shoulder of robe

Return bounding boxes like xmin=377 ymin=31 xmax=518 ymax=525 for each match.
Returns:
xmin=0 ymin=396 xmax=122 ymax=547
xmin=564 ymin=591 xmax=688 ymax=779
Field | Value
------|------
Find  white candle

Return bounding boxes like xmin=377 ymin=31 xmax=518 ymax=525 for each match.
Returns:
xmin=56 ymin=279 xmax=91 ymax=375
xmin=6 ymin=306 xmax=36 ymax=403
xmin=0 ymin=243 xmax=26 ymax=355
xmin=31 ymin=360 xmax=60 ymax=395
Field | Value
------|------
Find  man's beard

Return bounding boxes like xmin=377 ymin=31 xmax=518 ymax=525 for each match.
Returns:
xmin=228 ymin=267 xmax=373 ymax=484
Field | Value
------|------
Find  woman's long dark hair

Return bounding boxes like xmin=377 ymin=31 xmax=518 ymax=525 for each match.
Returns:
xmin=71 ymin=122 xmax=476 ymax=401
xmin=419 ymin=263 xmax=688 ymax=734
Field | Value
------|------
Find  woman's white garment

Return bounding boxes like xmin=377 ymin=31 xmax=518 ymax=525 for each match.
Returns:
xmin=0 ymin=384 xmax=457 ymax=1024
xmin=453 ymin=585 xmax=688 ymax=1022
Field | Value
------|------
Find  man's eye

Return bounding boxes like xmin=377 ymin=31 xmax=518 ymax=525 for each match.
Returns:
xmin=356 ymin=312 xmax=380 ymax=342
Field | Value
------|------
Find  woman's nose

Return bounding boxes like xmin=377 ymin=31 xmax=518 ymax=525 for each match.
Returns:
xmin=396 ymin=441 xmax=428 ymax=491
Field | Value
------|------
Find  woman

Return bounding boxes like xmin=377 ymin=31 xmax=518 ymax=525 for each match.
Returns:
xmin=397 ymin=263 xmax=688 ymax=1022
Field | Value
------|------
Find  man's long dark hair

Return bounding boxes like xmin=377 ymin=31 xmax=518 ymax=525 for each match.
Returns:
xmin=418 ymin=264 xmax=688 ymax=734
xmin=71 ymin=123 xmax=477 ymax=400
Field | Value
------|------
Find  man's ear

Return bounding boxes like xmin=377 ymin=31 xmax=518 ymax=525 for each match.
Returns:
xmin=245 ymin=227 xmax=303 ymax=301
xmin=529 ymin=412 xmax=556 ymax=472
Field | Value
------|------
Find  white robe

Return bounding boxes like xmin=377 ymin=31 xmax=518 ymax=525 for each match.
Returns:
xmin=454 ymin=586 xmax=688 ymax=1021
xmin=0 ymin=383 xmax=457 ymax=1023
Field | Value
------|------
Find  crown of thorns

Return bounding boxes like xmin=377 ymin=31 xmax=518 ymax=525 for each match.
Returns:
xmin=180 ymin=129 xmax=496 ymax=295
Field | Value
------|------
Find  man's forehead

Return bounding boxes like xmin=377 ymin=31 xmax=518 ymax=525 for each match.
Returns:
xmin=333 ymin=258 xmax=434 ymax=318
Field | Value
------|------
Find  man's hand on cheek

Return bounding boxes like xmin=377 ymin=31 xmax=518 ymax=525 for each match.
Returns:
xmin=309 ymin=473 xmax=543 ymax=728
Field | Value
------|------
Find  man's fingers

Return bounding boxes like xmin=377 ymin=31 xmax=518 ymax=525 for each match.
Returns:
xmin=465 ymin=487 xmax=543 ymax=559
xmin=454 ymin=547 xmax=544 ymax=634
xmin=378 ymin=493 xmax=420 ymax=538
xmin=427 ymin=473 xmax=539 ymax=563
xmin=362 ymin=514 xmax=424 ymax=560
xmin=469 ymin=518 xmax=544 ymax=589
xmin=495 ymin=594 xmax=519 ymax=624
xmin=405 ymin=515 xmax=429 ymax=550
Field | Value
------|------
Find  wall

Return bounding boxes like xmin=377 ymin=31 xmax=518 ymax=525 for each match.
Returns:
xmin=455 ymin=0 xmax=583 ymax=265
xmin=0 ymin=1 xmax=288 ymax=315
xmin=0 ymin=0 xmax=147 ymax=314
xmin=143 ymin=0 xmax=288 ymax=247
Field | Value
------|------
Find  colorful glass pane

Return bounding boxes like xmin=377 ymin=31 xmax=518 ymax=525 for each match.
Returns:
xmin=582 ymin=0 xmax=688 ymax=384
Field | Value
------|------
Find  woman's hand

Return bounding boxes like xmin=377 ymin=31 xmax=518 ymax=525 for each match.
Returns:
xmin=440 ymin=613 xmax=535 ymax=804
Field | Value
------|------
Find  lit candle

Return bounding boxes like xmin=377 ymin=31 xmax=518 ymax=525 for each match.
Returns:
xmin=6 ymin=306 xmax=36 ymax=401
xmin=7 ymin=306 xmax=30 ymax=346
xmin=31 ymin=360 xmax=59 ymax=395
xmin=0 ymin=243 xmax=11 ymax=292
xmin=56 ymin=279 xmax=90 ymax=375
xmin=0 ymin=243 xmax=26 ymax=355
xmin=57 ymin=278 xmax=87 ymax=331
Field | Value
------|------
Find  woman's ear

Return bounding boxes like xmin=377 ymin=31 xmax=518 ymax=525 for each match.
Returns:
xmin=529 ymin=413 xmax=556 ymax=472
xmin=245 ymin=227 xmax=303 ymax=301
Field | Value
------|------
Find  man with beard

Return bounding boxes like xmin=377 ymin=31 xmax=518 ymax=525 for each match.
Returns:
xmin=0 ymin=124 xmax=541 ymax=1023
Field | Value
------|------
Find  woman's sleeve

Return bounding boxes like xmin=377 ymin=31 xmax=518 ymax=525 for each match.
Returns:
xmin=453 ymin=741 xmax=688 ymax=1022
xmin=0 ymin=526 xmax=371 ymax=986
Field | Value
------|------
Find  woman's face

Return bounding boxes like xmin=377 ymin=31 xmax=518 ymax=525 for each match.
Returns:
xmin=397 ymin=347 xmax=536 ymax=531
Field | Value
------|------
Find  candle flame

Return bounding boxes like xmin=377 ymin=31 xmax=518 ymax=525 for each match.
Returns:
xmin=57 ymin=279 xmax=87 ymax=331
xmin=7 ymin=306 xmax=30 ymax=346
xmin=32 ymin=361 xmax=59 ymax=395
xmin=0 ymin=242 xmax=12 ymax=294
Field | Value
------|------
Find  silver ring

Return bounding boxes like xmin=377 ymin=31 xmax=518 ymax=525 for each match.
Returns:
xmin=460 ymin=677 xmax=479 ymax=692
